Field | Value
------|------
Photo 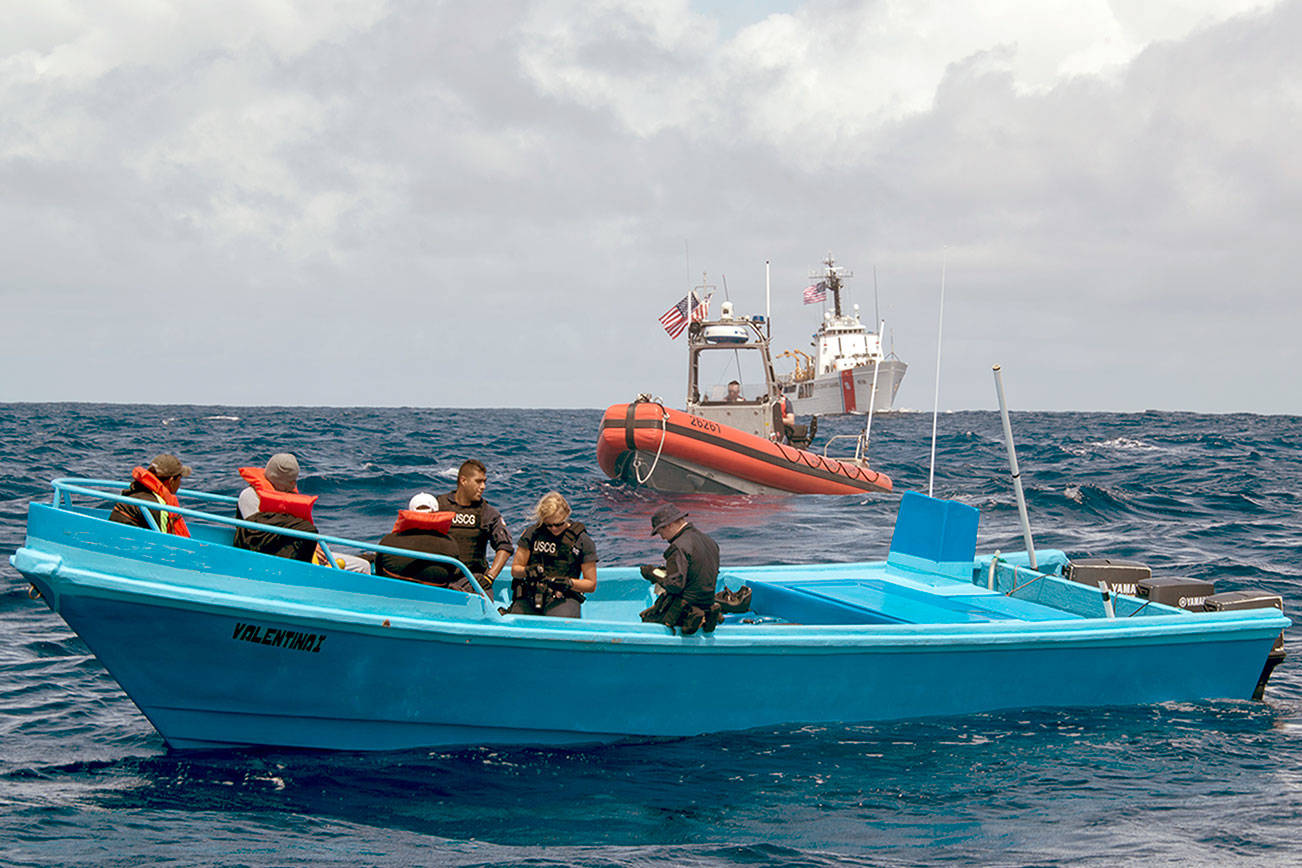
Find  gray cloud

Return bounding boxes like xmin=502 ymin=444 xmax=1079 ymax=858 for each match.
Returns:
xmin=1 ymin=0 xmax=1297 ymax=412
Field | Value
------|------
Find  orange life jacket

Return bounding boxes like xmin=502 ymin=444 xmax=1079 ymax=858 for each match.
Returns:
xmin=131 ymin=467 xmax=191 ymax=537
xmin=237 ymin=467 xmax=318 ymax=522
xmin=391 ymin=509 xmax=456 ymax=535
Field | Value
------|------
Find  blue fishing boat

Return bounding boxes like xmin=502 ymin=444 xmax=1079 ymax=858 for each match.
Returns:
xmin=11 ymin=480 xmax=1288 ymax=752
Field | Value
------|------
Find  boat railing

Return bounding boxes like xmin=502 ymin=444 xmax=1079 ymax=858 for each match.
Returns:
xmin=46 ymin=478 xmax=497 ymax=607
xmin=820 ymin=433 xmax=869 ymax=464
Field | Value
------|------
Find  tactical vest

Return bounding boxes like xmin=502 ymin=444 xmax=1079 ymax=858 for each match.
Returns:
xmin=528 ymin=521 xmax=588 ymax=580
xmin=438 ymin=492 xmax=490 ymax=573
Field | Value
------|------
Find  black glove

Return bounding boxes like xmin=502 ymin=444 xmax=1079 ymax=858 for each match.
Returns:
xmin=474 ymin=573 xmax=494 ymax=592
xmin=545 ymin=575 xmax=573 ymax=591
xmin=640 ymin=564 xmax=667 ymax=583
xmin=525 ymin=562 xmax=546 ymax=581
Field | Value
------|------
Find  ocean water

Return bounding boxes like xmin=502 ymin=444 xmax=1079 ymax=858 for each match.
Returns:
xmin=2 ymin=404 xmax=1301 ymax=866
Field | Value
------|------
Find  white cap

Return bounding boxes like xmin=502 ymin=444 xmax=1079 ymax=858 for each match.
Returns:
xmin=408 ymin=492 xmax=438 ymax=511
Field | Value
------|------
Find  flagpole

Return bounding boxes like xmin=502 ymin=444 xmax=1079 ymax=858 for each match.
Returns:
xmin=927 ymin=253 xmax=947 ymax=498
xmin=765 ymin=259 xmax=771 ymax=339
xmin=873 ymin=265 xmax=880 ymax=334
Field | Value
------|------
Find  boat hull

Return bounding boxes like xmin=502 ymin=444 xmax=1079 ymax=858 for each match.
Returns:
xmin=596 ymin=402 xmax=892 ymax=495
xmin=46 ymin=589 xmax=1283 ymax=750
xmin=12 ymin=504 xmax=1288 ymax=752
xmin=784 ymin=359 xmax=908 ymax=415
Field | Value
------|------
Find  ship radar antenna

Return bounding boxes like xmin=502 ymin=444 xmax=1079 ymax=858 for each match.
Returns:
xmin=810 ymin=252 xmax=853 ymax=318
xmin=694 ymin=272 xmax=717 ymax=318
xmin=695 ymin=272 xmax=716 ymax=297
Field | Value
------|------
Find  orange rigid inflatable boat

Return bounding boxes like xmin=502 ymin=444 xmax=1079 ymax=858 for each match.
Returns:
xmin=597 ymin=400 xmax=892 ymax=495
xmin=596 ymin=286 xmax=896 ymax=495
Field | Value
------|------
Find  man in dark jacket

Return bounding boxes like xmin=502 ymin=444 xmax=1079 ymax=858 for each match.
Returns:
xmin=437 ymin=459 xmax=514 ymax=590
xmin=375 ymin=492 xmax=472 ymax=592
xmin=109 ymin=453 xmax=191 ymax=533
xmin=232 ymin=453 xmax=370 ymax=571
xmin=640 ymin=504 xmax=721 ymax=634
xmin=233 ymin=509 xmax=319 ymax=562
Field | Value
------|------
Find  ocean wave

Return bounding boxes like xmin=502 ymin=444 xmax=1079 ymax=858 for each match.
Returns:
xmin=2 ymin=404 xmax=1301 ymax=866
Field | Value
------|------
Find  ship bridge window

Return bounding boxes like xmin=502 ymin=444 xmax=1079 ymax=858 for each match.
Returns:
xmin=696 ymin=347 xmax=769 ymax=403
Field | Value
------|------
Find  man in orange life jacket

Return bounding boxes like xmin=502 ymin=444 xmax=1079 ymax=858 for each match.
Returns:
xmin=236 ymin=453 xmax=300 ymax=520
xmin=437 ymin=459 xmax=513 ymax=592
xmin=233 ymin=460 xmax=321 ymax=563
xmin=234 ymin=453 xmax=370 ymax=571
xmin=374 ymin=492 xmax=472 ymax=592
xmin=109 ymin=453 xmax=192 ymax=535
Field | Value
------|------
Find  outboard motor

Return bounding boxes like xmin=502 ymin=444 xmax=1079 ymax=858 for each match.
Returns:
xmin=1063 ymin=558 xmax=1151 ymax=597
xmin=1136 ymin=577 xmax=1215 ymax=611
xmin=1205 ymin=590 xmax=1287 ymax=700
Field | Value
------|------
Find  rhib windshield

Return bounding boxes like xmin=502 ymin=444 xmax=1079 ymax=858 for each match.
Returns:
xmin=693 ymin=346 xmax=772 ymax=403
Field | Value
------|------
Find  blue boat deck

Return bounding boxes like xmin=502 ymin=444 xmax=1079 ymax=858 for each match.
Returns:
xmin=741 ymin=571 xmax=1081 ymax=625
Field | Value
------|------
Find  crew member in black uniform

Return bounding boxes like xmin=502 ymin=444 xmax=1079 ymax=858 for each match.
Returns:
xmin=375 ymin=492 xmax=470 ymax=591
xmin=507 ymin=491 xmax=597 ymax=617
xmin=640 ymin=504 xmax=721 ymax=634
xmin=437 ymin=459 xmax=513 ymax=592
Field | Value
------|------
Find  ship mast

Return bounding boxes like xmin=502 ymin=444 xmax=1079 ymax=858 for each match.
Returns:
xmin=811 ymin=253 xmax=853 ymax=318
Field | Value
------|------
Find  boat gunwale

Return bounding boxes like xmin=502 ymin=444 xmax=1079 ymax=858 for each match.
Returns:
xmin=17 ymin=544 xmax=1289 ymax=653
xmin=43 ymin=477 xmax=498 ymax=607
xmin=19 ymin=480 xmax=1291 ymax=651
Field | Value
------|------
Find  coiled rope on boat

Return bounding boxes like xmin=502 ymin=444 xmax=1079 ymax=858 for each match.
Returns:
xmin=631 ymin=395 xmax=670 ymax=485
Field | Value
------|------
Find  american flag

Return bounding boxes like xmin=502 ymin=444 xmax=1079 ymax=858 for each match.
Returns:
xmin=802 ymin=281 xmax=828 ymax=305
xmin=659 ymin=291 xmax=710 ymax=338
xmin=690 ymin=292 xmax=710 ymax=322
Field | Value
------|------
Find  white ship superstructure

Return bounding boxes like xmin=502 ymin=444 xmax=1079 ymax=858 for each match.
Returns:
xmin=778 ymin=255 xmax=907 ymax=415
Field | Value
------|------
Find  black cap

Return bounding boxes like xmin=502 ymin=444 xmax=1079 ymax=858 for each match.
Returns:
xmin=650 ymin=504 xmax=688 ymax=535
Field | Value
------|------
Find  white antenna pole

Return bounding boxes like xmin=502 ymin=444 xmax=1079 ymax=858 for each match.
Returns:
xmin=927 ymin=254 xmax=947 ymax=497
xmin=765 ymin=259 xmax=772 ymax=339
xmin=993 ymin=363 xmax=1037 ymax=569
xmin=873 ymin=265 xmax=880 ymax=333
xmin=861 ymin=318 xmax=884 ymax=462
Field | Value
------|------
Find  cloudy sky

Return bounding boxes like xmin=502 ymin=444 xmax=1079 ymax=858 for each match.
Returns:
xmin=2 ymin=0 xmax=1297 ymax=412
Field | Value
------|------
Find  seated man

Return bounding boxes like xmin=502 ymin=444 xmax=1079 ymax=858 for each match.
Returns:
xmin=770 ymin=395 xmax=801 ymax=445
xmin=237 ymin=453 xmax=299 ymax=519
xmin=235 ymin=453 xmax=370 ymax=571
xmin=109 ymin=453 xmax=193 ymax=536
xmin=725 ymin=380 xmax=744 ymax=402
xmin=232 ymin=464 xmax=320 ymax=562
xmin=374 ymin=493 xmax=475 ymax=592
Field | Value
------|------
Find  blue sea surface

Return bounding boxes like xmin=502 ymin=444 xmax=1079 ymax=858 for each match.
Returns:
xmin=2 ymin=404 xmax=1301 ymax=866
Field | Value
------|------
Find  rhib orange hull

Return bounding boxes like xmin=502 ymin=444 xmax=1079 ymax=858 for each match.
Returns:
xmin=597 ymin=402 xmax=892 ymax=495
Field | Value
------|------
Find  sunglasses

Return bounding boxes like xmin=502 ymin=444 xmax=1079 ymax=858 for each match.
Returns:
xmin=544 ymin=520 xmax=568 ymax=529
